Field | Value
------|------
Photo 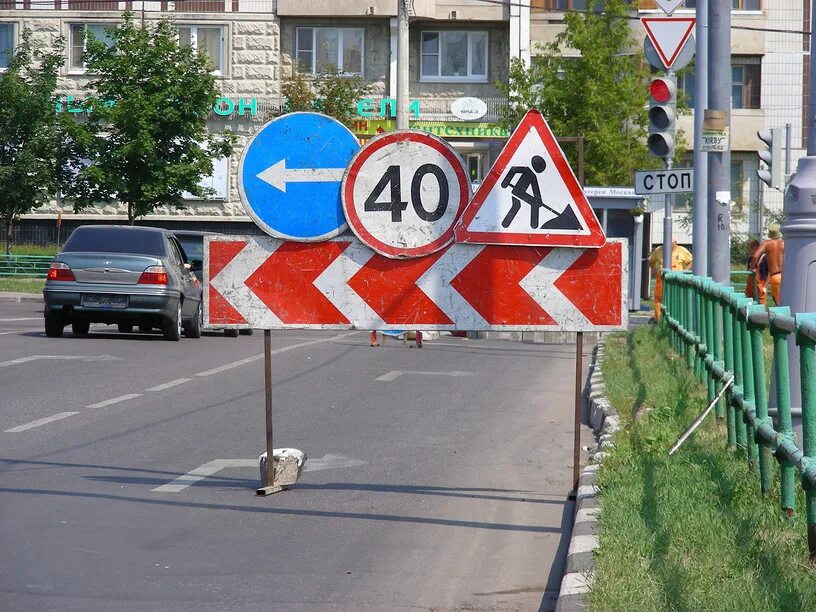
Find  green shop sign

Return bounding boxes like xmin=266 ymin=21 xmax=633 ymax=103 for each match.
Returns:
xmin=55 ymin=95 xmax=259 ymax=117
xmin=356 ymin=98 xmax=421 ymax=118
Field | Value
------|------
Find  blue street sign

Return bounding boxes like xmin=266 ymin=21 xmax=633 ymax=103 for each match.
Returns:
xmin=239 ymin=112 xmax=360 ymax=241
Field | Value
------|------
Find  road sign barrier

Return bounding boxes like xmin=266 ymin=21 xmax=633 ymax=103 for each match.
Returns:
xmin=204 ymin=235 xmax=627 ymax=332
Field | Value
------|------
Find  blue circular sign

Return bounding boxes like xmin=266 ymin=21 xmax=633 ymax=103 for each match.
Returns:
xmin=238 ymin=112 xmax=360 ymax=241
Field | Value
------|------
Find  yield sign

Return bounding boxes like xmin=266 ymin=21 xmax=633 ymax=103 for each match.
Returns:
xmin=654 ymin=0 xmax=684 ymax=15
xmin=641 ymin=17 xmax=696 ymax=70
xmin=455 ymin=109 xmax=605 ymax=248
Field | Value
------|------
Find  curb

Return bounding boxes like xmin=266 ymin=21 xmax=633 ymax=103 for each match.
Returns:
xmin=555 ymin=339 xmax=620 ymax=612
xmin=0 ymin=292 xmax=43 ymax=304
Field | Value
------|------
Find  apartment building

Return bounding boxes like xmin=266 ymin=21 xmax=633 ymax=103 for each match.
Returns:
xmin=2 ymin=0 xmax=529 ymax=237
xmin=531 ymin=1 xmax=807 ymax=247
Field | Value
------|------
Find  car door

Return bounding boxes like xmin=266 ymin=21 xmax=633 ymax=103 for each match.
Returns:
xmin=167 ymin=236 xmax=201 ymax=319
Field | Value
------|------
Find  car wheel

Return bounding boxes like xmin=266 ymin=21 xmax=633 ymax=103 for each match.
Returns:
xmin=239 ymin=328 xmax=254 ymax=336
xmin=224 ymin=328 xmax=239 ymax=338
xmin=162 ymin=303 xmax=182 ymax=341
xmin=138 ymin=324 xmax=152 ymax=333
xmin=44 ymin=312 xmax=64 ymax=338
xmin=118 ymin=323 xmax=133 ymax=333
xmin=71 ymin=320 xmax=91 ymax=336
xmin=185 ymin=302 xmax=202 ymax=339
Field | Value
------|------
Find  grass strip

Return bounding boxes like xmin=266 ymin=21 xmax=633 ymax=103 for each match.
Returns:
xmin=0 ymin=278 xmax=45 ymax=293
xmin=589 ymin=324 xmax=816 ymax=611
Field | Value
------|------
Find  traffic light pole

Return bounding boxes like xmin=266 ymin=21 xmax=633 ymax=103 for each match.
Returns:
xmin=707 ymin=0 xmax=731 ymax=284
xmin=692 ymin=0 xmax=708 ymax=276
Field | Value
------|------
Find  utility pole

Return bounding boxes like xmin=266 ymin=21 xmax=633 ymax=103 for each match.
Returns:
xmin=396 ymin=0 xmax=409 ymax=131
xmin=707 ymin=0 xmax=731 ymax=283
xmin=692 ymin=0 xmax=708 ymax=276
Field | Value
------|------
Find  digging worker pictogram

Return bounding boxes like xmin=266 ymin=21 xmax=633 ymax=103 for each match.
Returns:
xmin=500 ymin=155 xmax=581 ymax=230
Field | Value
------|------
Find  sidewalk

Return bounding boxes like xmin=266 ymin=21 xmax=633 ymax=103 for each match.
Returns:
xmin=0 ymin=292 xmax=43 ymax=304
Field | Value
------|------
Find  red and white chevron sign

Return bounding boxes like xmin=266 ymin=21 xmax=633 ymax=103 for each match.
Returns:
xmin=204 ymin=235 xmax=627 ymax=332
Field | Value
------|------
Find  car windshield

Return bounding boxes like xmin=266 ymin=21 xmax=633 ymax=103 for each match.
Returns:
xmin=62 ymin=227 xmax=166 ymax=256
xmin=176 ymin=236 xmax=204 ymax=262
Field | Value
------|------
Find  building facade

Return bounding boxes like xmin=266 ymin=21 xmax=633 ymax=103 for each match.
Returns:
xmin=2 ymin=1 xmax=807 ymax=248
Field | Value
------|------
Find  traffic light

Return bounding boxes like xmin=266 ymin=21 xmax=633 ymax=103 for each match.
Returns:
xmin=757 ymin=128 xmax=783 ymax=190
xmin=647 ymin=76 xmax=676 ymax=162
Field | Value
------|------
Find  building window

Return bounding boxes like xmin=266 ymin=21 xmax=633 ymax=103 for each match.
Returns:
xmin=178 ymin=25 xmax=225 ymax=75
xmin=732 ymin=57 xmax=760 ymax=109
xmin=733 ymin=0 xmax=759 ymax=9
xmin=295 ymin=27 xmax=364 ymax=75
xmin=420 ymin=31 xmax=488 ymax=82
xmin=637 ymin=0 xmax=758 ymax=8
xmin=0 ymin=23 xmax=13 ymax=70
xmin=69 ymin=24 xmax=115 ymax=72
xmin=531 ymin=0 xmax=589 ymax=9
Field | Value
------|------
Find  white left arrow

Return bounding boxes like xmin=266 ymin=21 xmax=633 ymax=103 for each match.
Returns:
xmin=257 ymin=159 xmax=345 ymax=193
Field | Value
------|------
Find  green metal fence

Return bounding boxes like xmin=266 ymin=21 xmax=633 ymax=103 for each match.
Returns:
xmin=662 ymin=270 xmax=816 ymax=558
xmin=0 ymin=255 xmax=52 ymax=277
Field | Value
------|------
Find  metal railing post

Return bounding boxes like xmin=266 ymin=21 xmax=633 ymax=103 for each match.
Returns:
xmin=695 ymin=277 xmax=706 ymax=381
xmin=795 ymin=314 xmax=816 ymax=560
xmin=704 ymin=281 xmax=717 ymax=409
xmin=722 ymin=288 xmax=737 ymax=447
xmin=732 ymin=297 xmax=748 ymax=449
xmin=713 ymin=283 xmax=725 ymax=418
xmin=740 ymin=302 xmax=760 ymax=473
xmin=685 ymin=277 xmax=696 ymax=370
xmin=748 ymin=305 xmax=774 ymax=495
xmin=770 ymin=307 xmax=796 ymax=516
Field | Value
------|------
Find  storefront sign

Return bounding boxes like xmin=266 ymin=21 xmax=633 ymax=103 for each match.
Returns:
xmin=55 ymin=95 xmax=258 ymax=118
xmin=354 ymin=119 xmax=508 ymax=139
xmin=356 ymin=98 xmax=421 ymax=118
xmin=450 ymin=97 xmax=488 ymax=121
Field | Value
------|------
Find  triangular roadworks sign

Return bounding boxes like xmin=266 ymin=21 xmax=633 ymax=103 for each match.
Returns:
xmin=641 ymin=17 xmax=696 ymax=70
xmin=455 ymin=109 xmax=605 ymax=248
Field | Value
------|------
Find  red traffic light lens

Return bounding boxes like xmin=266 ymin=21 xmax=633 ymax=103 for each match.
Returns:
xmin=648 ymin=79 xmax=672 ymax=104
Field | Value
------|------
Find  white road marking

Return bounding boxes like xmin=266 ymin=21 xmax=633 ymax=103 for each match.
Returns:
xmin=0 ymin=317 xmax=40 ymax=322
xmin=376 ymin=370 xmax=476 ymax=382
xmin=5 ymin=412 xmax=79 ymax=433
xmin=0 ymin=328 xmax=40 ymax=336
xmin=0 ymin=354 xmax=120 ymax=369
xmin=146 ymin=378 xmax=193 ymax=392
xmin=152 ymin=454 xmax=366 ymax=493
xmin=86 ymin=393 xmax=142 ymax=409
xmin=194 ymin=332 xmax=356 ymax=378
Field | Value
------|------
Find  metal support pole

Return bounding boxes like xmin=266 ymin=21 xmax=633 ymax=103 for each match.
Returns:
xmin=396 ymin=0 xmax=410 ymax=131
xmin=692 ymin=0 xmax=709 ymax=276
xmin=808 ymin=0 xmax=816 ymax=156
xmin=707 ymin=0 xmax=731 ymax=282
xmin=256 ymin=330 xmax=277 ymax=495
xmin=572 ymin=332 xmax=584 ymax=493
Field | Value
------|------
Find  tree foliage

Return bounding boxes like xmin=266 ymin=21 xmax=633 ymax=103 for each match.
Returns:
xmin=279 ymin=66 xmax=369 ymax=128
xmin=497 ymin=0 xmax=655 ymax=186
xmin=72 ymin=13 xmax=234 ymax=223
xmin=0 ymin=30 xmax=77 ymax=254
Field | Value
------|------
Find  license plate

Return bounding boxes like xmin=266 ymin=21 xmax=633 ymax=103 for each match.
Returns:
xmin=81 ymin=294 xmax=129 ymax=309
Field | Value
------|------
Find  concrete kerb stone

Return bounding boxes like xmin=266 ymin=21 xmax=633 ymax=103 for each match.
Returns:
xmin=558 ymin=338 xmax=622 ymax=611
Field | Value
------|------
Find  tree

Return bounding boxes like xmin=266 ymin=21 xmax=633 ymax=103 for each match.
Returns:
xmin=497 ymin=0 xmax=654 ymax=186
xmin=279 ymin=66 xmax=370 ymax=128
xmin=72 ymin=13 xmax=234 ymax=224
xmin=0 ymin=30 xmax=77 ymax=254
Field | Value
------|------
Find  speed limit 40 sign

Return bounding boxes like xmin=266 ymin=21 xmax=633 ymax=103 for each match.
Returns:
xmin=342 ymin=130 xmax=470 ymax=259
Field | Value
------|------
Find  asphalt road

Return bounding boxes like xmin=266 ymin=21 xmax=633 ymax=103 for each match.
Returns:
xmin=0 ymin=301 xmax=592 ymax=612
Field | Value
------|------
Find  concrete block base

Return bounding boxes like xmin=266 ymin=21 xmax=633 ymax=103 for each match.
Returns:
xmin=258 ymin=448 xmax=307 ymax=491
